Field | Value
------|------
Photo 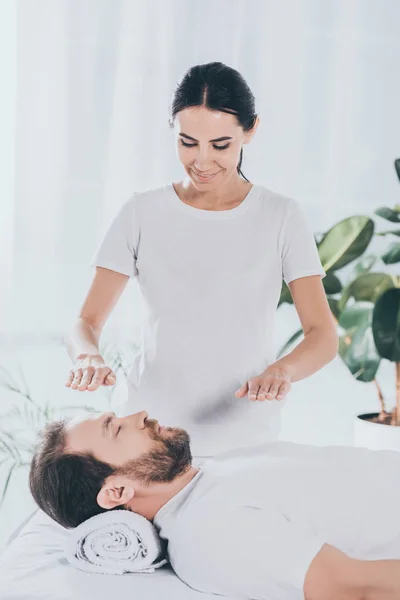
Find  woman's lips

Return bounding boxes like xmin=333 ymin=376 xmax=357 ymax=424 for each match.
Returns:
xmin=191 ymin=169 xmax=220 ymax=182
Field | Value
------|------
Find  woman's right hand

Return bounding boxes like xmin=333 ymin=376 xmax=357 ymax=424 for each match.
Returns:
xmin=65 ymin=353 xmax=117 ymax=392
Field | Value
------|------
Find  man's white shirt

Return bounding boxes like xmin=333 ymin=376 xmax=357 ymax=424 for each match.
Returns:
xmin=154 ymin=442 xmax=400 ymax=600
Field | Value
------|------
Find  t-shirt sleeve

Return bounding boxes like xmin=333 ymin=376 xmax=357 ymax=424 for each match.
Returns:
xmin=90 ymin=195 xmax=139 ymax=277
xmin=171 ymin=506 xmax=325 ymax=600
xmin=280 ymin=198 xmax=326 ymax=285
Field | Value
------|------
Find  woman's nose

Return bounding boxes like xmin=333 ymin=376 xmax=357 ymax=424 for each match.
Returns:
xmin=194 ymin=148 xmax=212 ymax=170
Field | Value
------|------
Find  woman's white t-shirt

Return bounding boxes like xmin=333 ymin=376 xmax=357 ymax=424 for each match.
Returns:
xmin=91 ymin=184 xmax=325 ymax=456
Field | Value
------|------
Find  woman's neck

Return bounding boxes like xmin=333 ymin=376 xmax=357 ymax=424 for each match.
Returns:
xmin=175 ymin=176 xmax=252 ymax=211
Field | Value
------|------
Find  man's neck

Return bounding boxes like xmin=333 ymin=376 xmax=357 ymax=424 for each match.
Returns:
xmin=127 ymin=466 xmax=200 ymax=522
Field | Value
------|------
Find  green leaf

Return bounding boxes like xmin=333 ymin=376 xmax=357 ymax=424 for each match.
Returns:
xmin=0 ymin=456 xmax=10 ymax=469
xmin=0 ymin=370 xmax=20 ymax=395
xmin=342 ymin=326 xmax=381 ymax=382
xmin=376 ymin=229 xmax=400 ymax=237
xmin=17 ymin=365 xmax=30 ymax=397
xmin=382 ymin=242 xmax=400 ymax=264
xmin=0 ymin=463 xmax=18 ymax=509
xmin=338 ymin=303 xmax=372 ymax=334
xmin=277 ymin=281 xmax=293 ymax=307
xmin=337 ymin=304 xmax=381 ymax=382
xmin=323 ymin=272 xmax=342 ymax=295
xmin=375 ymin=207 xmax=400 ymax=223
xmin=43 ymin=403 xmax=53 ymax=421
xmin=338 ymin=273 xmax=395 ymax=311
xmin=317 ymin=216 xmax=374 ymax=273
xmin=350 ymin=255 xmax=377 ymax=278
xmin=1 ymin=405 xmax=23 ymax=422
xmin=0 ymin=365 xmax=20 ymax=390
xmin=394 ymin=158 xmax=400 ymax=183
xmin=328 ymin=298 xmax=341 ymax=320
xmin=0 ymin=434 xmax=21 ymax=462
xmin=372 ymin=288 xmax=400 ymax=362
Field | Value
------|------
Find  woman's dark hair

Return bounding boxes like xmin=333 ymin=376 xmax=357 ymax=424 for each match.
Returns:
xmin=29 ymin=419 xmax=117 ymax=529
xmin=170 ymin=62 xmax=257 ymax=182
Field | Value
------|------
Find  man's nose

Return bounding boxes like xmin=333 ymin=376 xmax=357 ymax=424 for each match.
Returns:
xmin=137 ymin=410 xmax=148 ymax=426
xmin=116 ymin=410 xmax=148 ymax=429
xmin=130 ymin=410 xmax=148 ymax=429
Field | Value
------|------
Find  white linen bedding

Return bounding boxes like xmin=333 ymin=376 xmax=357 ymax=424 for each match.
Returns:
xmin=0 ymin=510 xmax=241 ymax=600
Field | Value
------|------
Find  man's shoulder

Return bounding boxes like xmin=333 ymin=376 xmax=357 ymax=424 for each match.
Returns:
xmin=166 ymin=504 xmax=268 ymax=597
xmin=166 ymin=504 xmax=235 ymax=568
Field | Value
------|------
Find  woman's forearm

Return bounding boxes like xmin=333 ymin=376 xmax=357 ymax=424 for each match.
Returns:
xmin=273 ymin=326 xmax=338 ymax=383
xmin=64 ymin=317 xmax=102 ymax=364
xmin=362 ymin=559 xmax=400 ymax=600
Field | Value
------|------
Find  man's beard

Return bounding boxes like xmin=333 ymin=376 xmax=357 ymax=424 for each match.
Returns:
xmin=116 ymin=422 xmax=192 ymax=485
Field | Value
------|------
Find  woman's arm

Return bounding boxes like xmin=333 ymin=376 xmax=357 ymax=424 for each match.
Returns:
xmin=362 ymin=559 xmax=400 ymax=600
xmin=305 ymin=544 xmax=400 ymax=600
xmin=64 ymin=266 xmax=129 ymax=363
xmin=275 ymin=275 xmax=338 ymax=382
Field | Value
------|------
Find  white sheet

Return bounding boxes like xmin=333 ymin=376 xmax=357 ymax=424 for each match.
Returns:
xmin=0 ymin=510 xmax=241 ymax=600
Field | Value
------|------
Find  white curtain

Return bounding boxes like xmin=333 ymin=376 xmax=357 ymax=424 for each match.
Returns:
xmin=1 ymin=0 xmax=400 ymax=336
xmin=1 ymin=1 xmax=400 ymax=548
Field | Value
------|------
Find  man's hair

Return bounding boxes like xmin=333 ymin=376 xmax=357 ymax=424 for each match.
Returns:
xmin=29 ymin=419 xmax=116 ymax=529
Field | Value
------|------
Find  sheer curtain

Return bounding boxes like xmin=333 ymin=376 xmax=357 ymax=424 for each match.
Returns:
xmin=1 ymin=0 xmax=399 ymax=337
xmin=1 ymin=0 xmax=400 ymax=549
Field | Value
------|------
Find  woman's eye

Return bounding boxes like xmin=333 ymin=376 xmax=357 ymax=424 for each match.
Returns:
xmin=179 ymin=140 xmax=230 ymax=151
xmin=116 ymin=426 xmax=122 ymax=437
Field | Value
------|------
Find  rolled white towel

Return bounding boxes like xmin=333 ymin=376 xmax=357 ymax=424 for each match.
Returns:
xmin=65 ymin=510 xmax=168 ymax=575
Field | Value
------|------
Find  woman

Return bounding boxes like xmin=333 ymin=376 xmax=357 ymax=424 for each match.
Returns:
xmin=65 ymin=62 xmax=338 ymax=460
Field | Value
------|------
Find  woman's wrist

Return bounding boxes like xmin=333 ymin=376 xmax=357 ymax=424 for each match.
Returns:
xmin=75 ymin=352 xmax=104 ymax=364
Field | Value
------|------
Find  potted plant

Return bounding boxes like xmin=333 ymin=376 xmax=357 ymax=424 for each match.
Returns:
xmin=278 ymin=159 xmax=400 ymax=451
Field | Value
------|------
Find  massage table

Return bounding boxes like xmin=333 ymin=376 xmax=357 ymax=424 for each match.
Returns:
xmin=0 ymin=510 xmax=241 ymax=600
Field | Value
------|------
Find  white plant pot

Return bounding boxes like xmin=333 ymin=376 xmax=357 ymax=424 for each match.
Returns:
xmin=354 ymin=413 xmax=400 ymax=452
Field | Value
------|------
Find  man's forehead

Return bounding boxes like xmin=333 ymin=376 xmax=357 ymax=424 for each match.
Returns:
xmin=66 ymin=412 xmax=102 ymax=431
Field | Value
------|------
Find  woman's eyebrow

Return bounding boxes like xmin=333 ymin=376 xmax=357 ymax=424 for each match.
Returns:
xmin=179 ymin=133 xmax=232 ymax=143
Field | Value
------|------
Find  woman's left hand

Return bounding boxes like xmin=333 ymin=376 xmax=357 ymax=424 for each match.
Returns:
xmin=235 ymin=364 xmax=292 ymax=401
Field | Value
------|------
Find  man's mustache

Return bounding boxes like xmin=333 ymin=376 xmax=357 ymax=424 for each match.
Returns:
xmin=144 ymin=418 xmax=164 ymax=440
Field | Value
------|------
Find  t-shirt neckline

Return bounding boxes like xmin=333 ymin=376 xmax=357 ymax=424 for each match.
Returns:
xmin=165 ymin=182 xmax=258 ymax=220
xmin=153 ymin=468 xmax=203 ymax=526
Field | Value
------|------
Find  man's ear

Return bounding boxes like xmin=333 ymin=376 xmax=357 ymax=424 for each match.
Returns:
xmin=97 ymin=476 xmax=135 ymax=510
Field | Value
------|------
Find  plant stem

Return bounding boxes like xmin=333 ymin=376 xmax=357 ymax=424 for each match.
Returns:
xmin=373 ymin=379 xmax=387 ymax=416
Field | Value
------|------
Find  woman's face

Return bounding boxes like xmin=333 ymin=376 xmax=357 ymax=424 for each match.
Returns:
xmin=174 ymin=106 xmax=257 ymax=190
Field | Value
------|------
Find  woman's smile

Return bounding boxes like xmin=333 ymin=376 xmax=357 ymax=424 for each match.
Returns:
xmin=191 ymin=168 xmax=222 ymax=183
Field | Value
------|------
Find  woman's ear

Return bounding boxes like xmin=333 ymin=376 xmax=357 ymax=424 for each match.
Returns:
xmin=97 ymin=477 xmax=135 ymax=510
xmin=244 ymin=115 xmax=260 ymax=144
